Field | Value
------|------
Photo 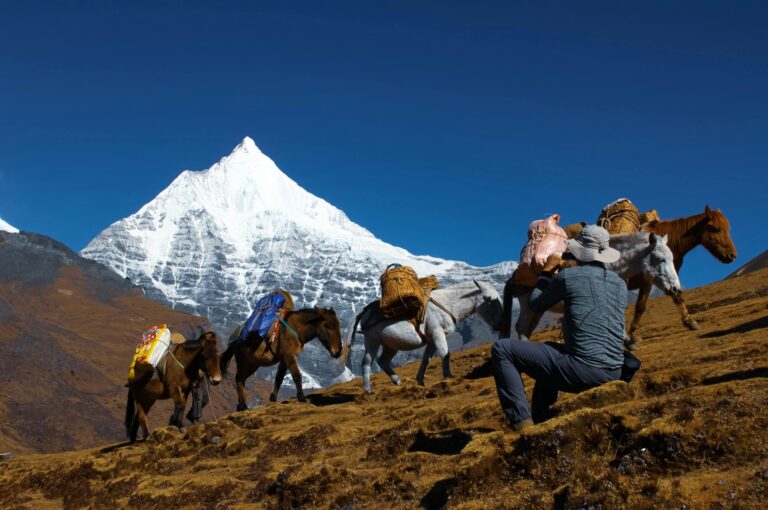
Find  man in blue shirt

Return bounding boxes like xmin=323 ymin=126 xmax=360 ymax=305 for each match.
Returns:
xmin=492 ymin=225 xmax=626 ymax=431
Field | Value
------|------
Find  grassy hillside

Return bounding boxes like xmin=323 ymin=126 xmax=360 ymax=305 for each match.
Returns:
xmin=0 ymin=266 xmax=766 ymax=509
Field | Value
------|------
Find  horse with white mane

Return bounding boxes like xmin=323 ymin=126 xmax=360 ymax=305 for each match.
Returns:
xmin=350 ymin=280 xmax=503 ymax=393
xmin=509 ymin=232 xmax=681 ymax=343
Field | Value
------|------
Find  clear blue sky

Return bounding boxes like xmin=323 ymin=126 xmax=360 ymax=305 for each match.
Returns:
xmin=1 ymin=1 xmax=765 ymax=288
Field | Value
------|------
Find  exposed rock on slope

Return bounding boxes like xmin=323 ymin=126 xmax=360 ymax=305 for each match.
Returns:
xmin=728 ymin=249 xmax=768 ymax=279
xmin=1 ymin=266 xmax=766 ymax=508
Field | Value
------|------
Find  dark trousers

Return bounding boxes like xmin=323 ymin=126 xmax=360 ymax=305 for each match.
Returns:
xmin=491 ymin=339 xmax=620 ymax=424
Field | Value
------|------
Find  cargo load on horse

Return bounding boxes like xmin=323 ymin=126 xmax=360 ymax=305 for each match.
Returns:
xmin=379 ymin=264 xmax=439 ymax=321
xmin=127 ymin=324 xmax=185 ymax=383
xmin=236 ymin=289 xmax=295 ymax=352
xmin=514 ymin=214 xmax=568 ymax=287
xmin=597 ymin=198 xmax=660 ymax=235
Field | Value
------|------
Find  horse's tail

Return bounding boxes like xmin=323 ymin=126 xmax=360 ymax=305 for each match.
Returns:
xmin=124 ymin=388 xmax=135 ymax=439
xmin=343 ymin=310 xmax=363 ymax=365
xmin=501 ymin=273 xmax=516 ymax=338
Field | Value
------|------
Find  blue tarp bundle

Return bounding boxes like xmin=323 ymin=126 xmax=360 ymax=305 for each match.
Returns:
xmin=239 ymin=292 xmax=287 ymax=341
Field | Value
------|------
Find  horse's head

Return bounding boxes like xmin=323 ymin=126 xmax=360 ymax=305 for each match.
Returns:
xmin=642 ymin=233 xmax=682 ymax=296
xmin=701 ymin=206 xmax=737 ymax=264
xmin=199 ymin=331 xmax=222 ymax=385
xmin=473 ymin=280 xmax=504 ymax=332
xmin=312 ymin=307 xmax=343 ymax=359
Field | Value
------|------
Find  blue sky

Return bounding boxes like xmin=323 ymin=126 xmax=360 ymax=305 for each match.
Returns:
xmin=0 ymin=1 xmax=765 ymax=288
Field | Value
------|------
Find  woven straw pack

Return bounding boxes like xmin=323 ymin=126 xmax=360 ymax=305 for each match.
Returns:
xmin=639 ymin=209 xmax=660 ymax=225
xmin=597 ymin=199 xmax=641 ymax=234
xmin=380 ymin=265 xmax=428 ymax=320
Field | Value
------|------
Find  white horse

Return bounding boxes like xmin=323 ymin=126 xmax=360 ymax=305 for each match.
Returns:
xmin=350 ymin=280 xmax=503 ymax=393
xmin=510 ymin=232 xmax=681 ymax=342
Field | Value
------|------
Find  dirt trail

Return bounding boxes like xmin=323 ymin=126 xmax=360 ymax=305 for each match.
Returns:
xmin=1 ymin=268 xmax=767 ymax=509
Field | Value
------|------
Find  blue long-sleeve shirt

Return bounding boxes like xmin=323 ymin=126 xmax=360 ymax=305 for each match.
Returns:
xmin=529 ymin=264 xmax=626 ymax=369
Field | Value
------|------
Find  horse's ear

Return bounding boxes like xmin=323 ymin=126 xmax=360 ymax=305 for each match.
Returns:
xmin=662 ymin=234 xmax=669 ymax=244
xmin=473 ymin=279 xmax=482 ymax=291
xmin=649 ymin=232 xmax=658 ymax=247
xmin=705 ymin=205 xmax=714 ymax=218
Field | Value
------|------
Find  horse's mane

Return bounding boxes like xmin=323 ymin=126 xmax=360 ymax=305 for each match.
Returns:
xmin=286 ymin=307 xmax=329 ymax=318
xmin=644 ymin=210 xmax=730 ymax=257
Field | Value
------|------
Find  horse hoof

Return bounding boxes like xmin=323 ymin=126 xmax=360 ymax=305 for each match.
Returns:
xmin=391 ymin=375 xmax=401 ymax=385
xmin=684 ymin=319 xmax=701 ymax=330
xmin=297 ymin=394 xmax=307 ymax=403
xmin=268 ymin=394 xmax=277 ymax=403
xmin=236 ymin=403 xmax=248 ymax=411
xmin=416 ymin=379 xmax=425 ymax=387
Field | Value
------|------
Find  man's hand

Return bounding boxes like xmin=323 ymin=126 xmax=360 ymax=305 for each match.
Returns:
xmin=542 ymin=253 xmax=563 ymax=273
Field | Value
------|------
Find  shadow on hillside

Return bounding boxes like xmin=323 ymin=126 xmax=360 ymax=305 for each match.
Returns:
xmin=702 ymin=367 xmax=768 ymax=386
xmin=700 ymin=315 xmax=768 ymax=338
xmin=98 ymin=441 xmax=136 ymax=454
xmin=420 ymin=477 xmax=456 ymax=510
xmin=409 ymin=429 xmax=472 ymax=456
xmin=306 ymin=392 xmax=357 ymax=406
xmin=464 ymin=360 xmax=493 ymax=379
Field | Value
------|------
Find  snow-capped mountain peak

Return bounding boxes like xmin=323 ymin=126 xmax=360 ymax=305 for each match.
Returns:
xmin=0 ymin=217 xmax=19 ymax=233
xmin=82 ymin=138 xmax=515 ymax=391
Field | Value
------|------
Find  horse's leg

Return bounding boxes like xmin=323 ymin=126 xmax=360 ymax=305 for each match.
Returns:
xmin=135 ymin=395 xmax=155 ymax=442
xmin=269 ymin=361 xmax=288 ymax=402
xmin=235 ymin=372 xmax=249 ymax=412
xmin=628 ymin=278 xmax=652 ymax=346
xmin=416 ymin=344 xmax=436 ymax=386
xmin=362 ymin=333 xmax=380 ymax=394
xmin=168 ymin=385 xmax=186 ymax=430
xmin=377 ymin=346 xmax=401 ymax=386
xmin=515 ymin=292 xmax=536 ymax=341
xmin=672 ymin=292 xmax=699 ymax=330
xmin=286 ymin=357 xmax=306 ymax=402
xmin=442 ymin=352 xmax=453 ymax=379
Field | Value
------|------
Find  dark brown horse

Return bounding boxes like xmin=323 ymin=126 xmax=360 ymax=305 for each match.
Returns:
xmin=220 ymin=307 xmax=343 ymax=410
xmin=125 ymin=331 xmax=222 ymax=443
xmin=629 ymin=205 xmax=736 ymax=342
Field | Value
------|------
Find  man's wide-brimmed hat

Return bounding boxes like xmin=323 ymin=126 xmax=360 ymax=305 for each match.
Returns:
xmin=566 ymin=224 xmax=620 ymax=264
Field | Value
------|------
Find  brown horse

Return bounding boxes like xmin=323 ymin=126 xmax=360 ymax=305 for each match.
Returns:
xmin=628 ymin=205 xmax=736 ymax=342
xmin=125 ymin=331 xmax=222 ymax=443
xmin=220 ymin=307 xmax=343 ymax=410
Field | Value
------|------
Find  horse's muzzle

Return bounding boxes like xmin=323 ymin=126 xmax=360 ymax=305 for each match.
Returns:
xmin=209 ymin=376 xmax=222 ymax=385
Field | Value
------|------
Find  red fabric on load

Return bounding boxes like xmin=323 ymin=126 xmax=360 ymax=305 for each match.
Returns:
xmin=515 ymin=214 xmax=568 ymax=286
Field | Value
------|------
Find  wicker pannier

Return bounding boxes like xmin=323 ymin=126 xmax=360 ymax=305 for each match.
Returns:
xmin=380 ymin=264 xmax=427 ymax=319
xmin=639 ymin=209 xmax=660 ymax=225
xmin=597 ymin=198 xmax=641 ymax=234
xmin=418 ymin=275 xmax=440 ymax=292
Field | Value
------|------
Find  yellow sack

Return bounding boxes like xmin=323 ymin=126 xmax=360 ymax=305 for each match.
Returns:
xmin=127 ymin=324 xmax=172 ymax=383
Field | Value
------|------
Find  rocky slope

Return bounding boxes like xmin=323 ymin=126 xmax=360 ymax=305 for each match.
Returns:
xmin=1 ymin=265 xmax=765 ymax=509
xmin=81 ymin=138 xmax=516 ymax=389
xmin=728 ymin=249 xmax=768 ymax=279
xmin=0 ymin=230 xmax=237 ymax=454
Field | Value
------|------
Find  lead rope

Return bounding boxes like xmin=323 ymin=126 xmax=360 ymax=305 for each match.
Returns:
xmin=167 ymin=344 xmax=185 ymax=369
xmin=429 ymin=297 xmax=458 ymax=325
xmin=204 ymin=376 xmax=219 ymax=421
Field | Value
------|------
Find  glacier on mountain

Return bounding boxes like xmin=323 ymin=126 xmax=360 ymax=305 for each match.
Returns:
xmin=82 ymin=138 xmax=516 ymax=394
xmin=0 ymin=217 xmax=19 ymax=233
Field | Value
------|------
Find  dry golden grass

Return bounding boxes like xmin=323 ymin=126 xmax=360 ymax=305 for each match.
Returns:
xmin=0 ymin=268 xmax=766 ymax=509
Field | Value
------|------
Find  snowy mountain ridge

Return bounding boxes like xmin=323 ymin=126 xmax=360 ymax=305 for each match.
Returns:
xmin=81 ymin=138 xmax=516 ymax=391
xmin=0 ymin=217 xmax=18 ymax=233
